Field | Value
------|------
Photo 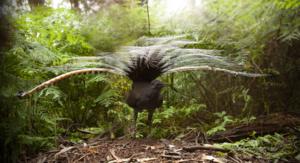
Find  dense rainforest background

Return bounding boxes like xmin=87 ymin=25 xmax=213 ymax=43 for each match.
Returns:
xmin=0 ymin=0 xmax=300 ymax=162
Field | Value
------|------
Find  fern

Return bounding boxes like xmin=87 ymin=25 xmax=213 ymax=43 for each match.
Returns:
xmin=214 ymin=133 xmax=298 ymax=160
xmin=207 ymin=111 xmax=234 ymax=136
xmin=94 ymin=89 xmax=119 ymax=107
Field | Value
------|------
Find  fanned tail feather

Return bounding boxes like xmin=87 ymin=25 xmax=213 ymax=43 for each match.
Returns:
xmin=18 ymin=36 xmax=269 ymax=98
xmin=17 ymin=68 xmax=124 ymax=98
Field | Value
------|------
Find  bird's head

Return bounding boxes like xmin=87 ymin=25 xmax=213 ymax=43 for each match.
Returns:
xmin=151 ymin=80 xmax=165 ymax=90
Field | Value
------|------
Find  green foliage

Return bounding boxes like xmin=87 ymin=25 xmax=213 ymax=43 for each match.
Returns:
xmin=1 ymin=0 xmax=300 ymax=161
xmin=1 ymin=5 xmax=148 ymax=157
xmin=155 ymin=0 xmax=300 ymax=114
xmin=206 ymin=111 xmax=256 ymax=136
xmin=135 ymin=102 xmax=206 ymax=138
xmin=206 ymin=111 xmax=234 ymax=136
xmin=214 ymin=133 xmax=299 ymax=160
xmin=1 ymin=32 xmax=63 ymax=157
xmin=16 ymin=8 xmax=93 ymax=55
xmin=18 ymin=135 xmax=55 ymax=153
xmin=81 ymin=4 xmax=147 ymax=51
xmin=273 ymin=0 xmax=300 ymax=9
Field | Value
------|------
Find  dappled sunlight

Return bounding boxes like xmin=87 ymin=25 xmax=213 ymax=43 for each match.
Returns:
xmin=50 ymin=0 xmax=70 ymax=8
xmin=149 ymin=0 xmax=203 ymax=16
xmin=149 ymin=0 xmax=204 ymax=33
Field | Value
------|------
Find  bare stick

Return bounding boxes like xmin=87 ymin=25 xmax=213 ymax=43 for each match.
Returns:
xmin=109 ymin=149 xmax=121 ymax=161
xmin=182 ymin=145 xmax=229 ymax=152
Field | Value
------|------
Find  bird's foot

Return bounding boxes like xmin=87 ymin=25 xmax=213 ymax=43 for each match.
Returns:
xmin=146 ymin=126 xmax=153 ymax=138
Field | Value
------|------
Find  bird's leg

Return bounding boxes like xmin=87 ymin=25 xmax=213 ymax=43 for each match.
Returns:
xmin=147 ymin=110 xmax=154 ymax=127
xmin=131 ymin=109 xmax=138 ymax=138
xmin=146 ymin=109 xmax=154 ymax=137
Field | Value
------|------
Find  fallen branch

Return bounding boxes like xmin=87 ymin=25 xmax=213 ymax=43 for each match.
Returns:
xmin=74 ymin=153 xmax=91 ymax=163
xmin=109 ymin=149 xmax=121 ymax=161
xmin=109 ymin=157 xmax=157 ymax=163
xmin=183 ymin=145 xmax=229 ymax=153
xmin=176 ymin=159 xmax=197 ymax=163
xmin=209 ymin=113 xmax=300 ymax=142
xmin=161 ymin=154 xmax=182 ymax=159
xmin=54 ymin=146 xmax=75 ymax=158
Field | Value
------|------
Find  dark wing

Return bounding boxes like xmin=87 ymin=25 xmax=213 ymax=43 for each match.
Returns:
xmin=126 ymin=82 xmax=162 ymax=110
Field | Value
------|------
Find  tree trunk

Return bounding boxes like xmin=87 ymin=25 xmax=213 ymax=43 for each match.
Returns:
xmin=140 ymin=0 xmax=147 ymax=6
xmin=28 ymin=0 xmax=44 ymax=10
xmin=70 ymin=0 xmax=80 ymax=11
xmin=146 ymin=0 xmax=151 ymax=35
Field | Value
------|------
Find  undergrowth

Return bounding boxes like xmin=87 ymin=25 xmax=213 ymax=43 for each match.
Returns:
xmin=214 ymin=133 xmax=300 ymax=161
xmin=1 ymin=0 xmax=300 ymax=162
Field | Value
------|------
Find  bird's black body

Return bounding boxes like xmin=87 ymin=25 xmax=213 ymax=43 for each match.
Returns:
xmin=122 ymin=49 xmax=169 ymax=127
xmin=126 ymin=80 xmax=164 ymax=126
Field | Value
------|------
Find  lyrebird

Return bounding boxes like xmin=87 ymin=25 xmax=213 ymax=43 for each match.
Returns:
xmin=17 ymin=36 xmax=267 ymax=131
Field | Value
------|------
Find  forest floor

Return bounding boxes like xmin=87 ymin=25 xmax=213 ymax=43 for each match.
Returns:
xmin=28 ymin=138 xmax=268 ymax=163
xmin=27 ymin=113 xmax=300 ymax=163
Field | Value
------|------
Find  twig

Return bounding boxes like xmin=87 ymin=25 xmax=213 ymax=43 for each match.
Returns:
xmin=54 ymin=146 xmax=75 ymax=158
xmin=64 ymin=153 xmax=71 ymax=163
xmin=161 ymin=154 xmax=182 ymax=159
xmin=195 ymin=132 xmax=200 ymax=145
xmin=127 ymin=152 xmax=144 ymax=162
xmin=183 ymin=145 xmax=229 ymax=152
xmin=74 ymin=153 xmax=91 ymax=163
xmin=109 ymin=157 xmax=157 ymax=163
xmin=109 ymin=159 xmax=130 ymax=163
xmin=228 ymin=156 xmax=242 ymax=163
xmin=176 ymin=159 xmax=197 ymax=163
xmin=165 ymin=151 xmax=181 ymax=156
xmin=109 ymin=149 xmax=120 ymax=161
xmin=138 ymin=157 xmax=157 ymax=162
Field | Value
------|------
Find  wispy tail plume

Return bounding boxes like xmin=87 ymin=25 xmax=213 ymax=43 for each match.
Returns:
xmin=17 ymin=68 xmax=124 ymax=98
